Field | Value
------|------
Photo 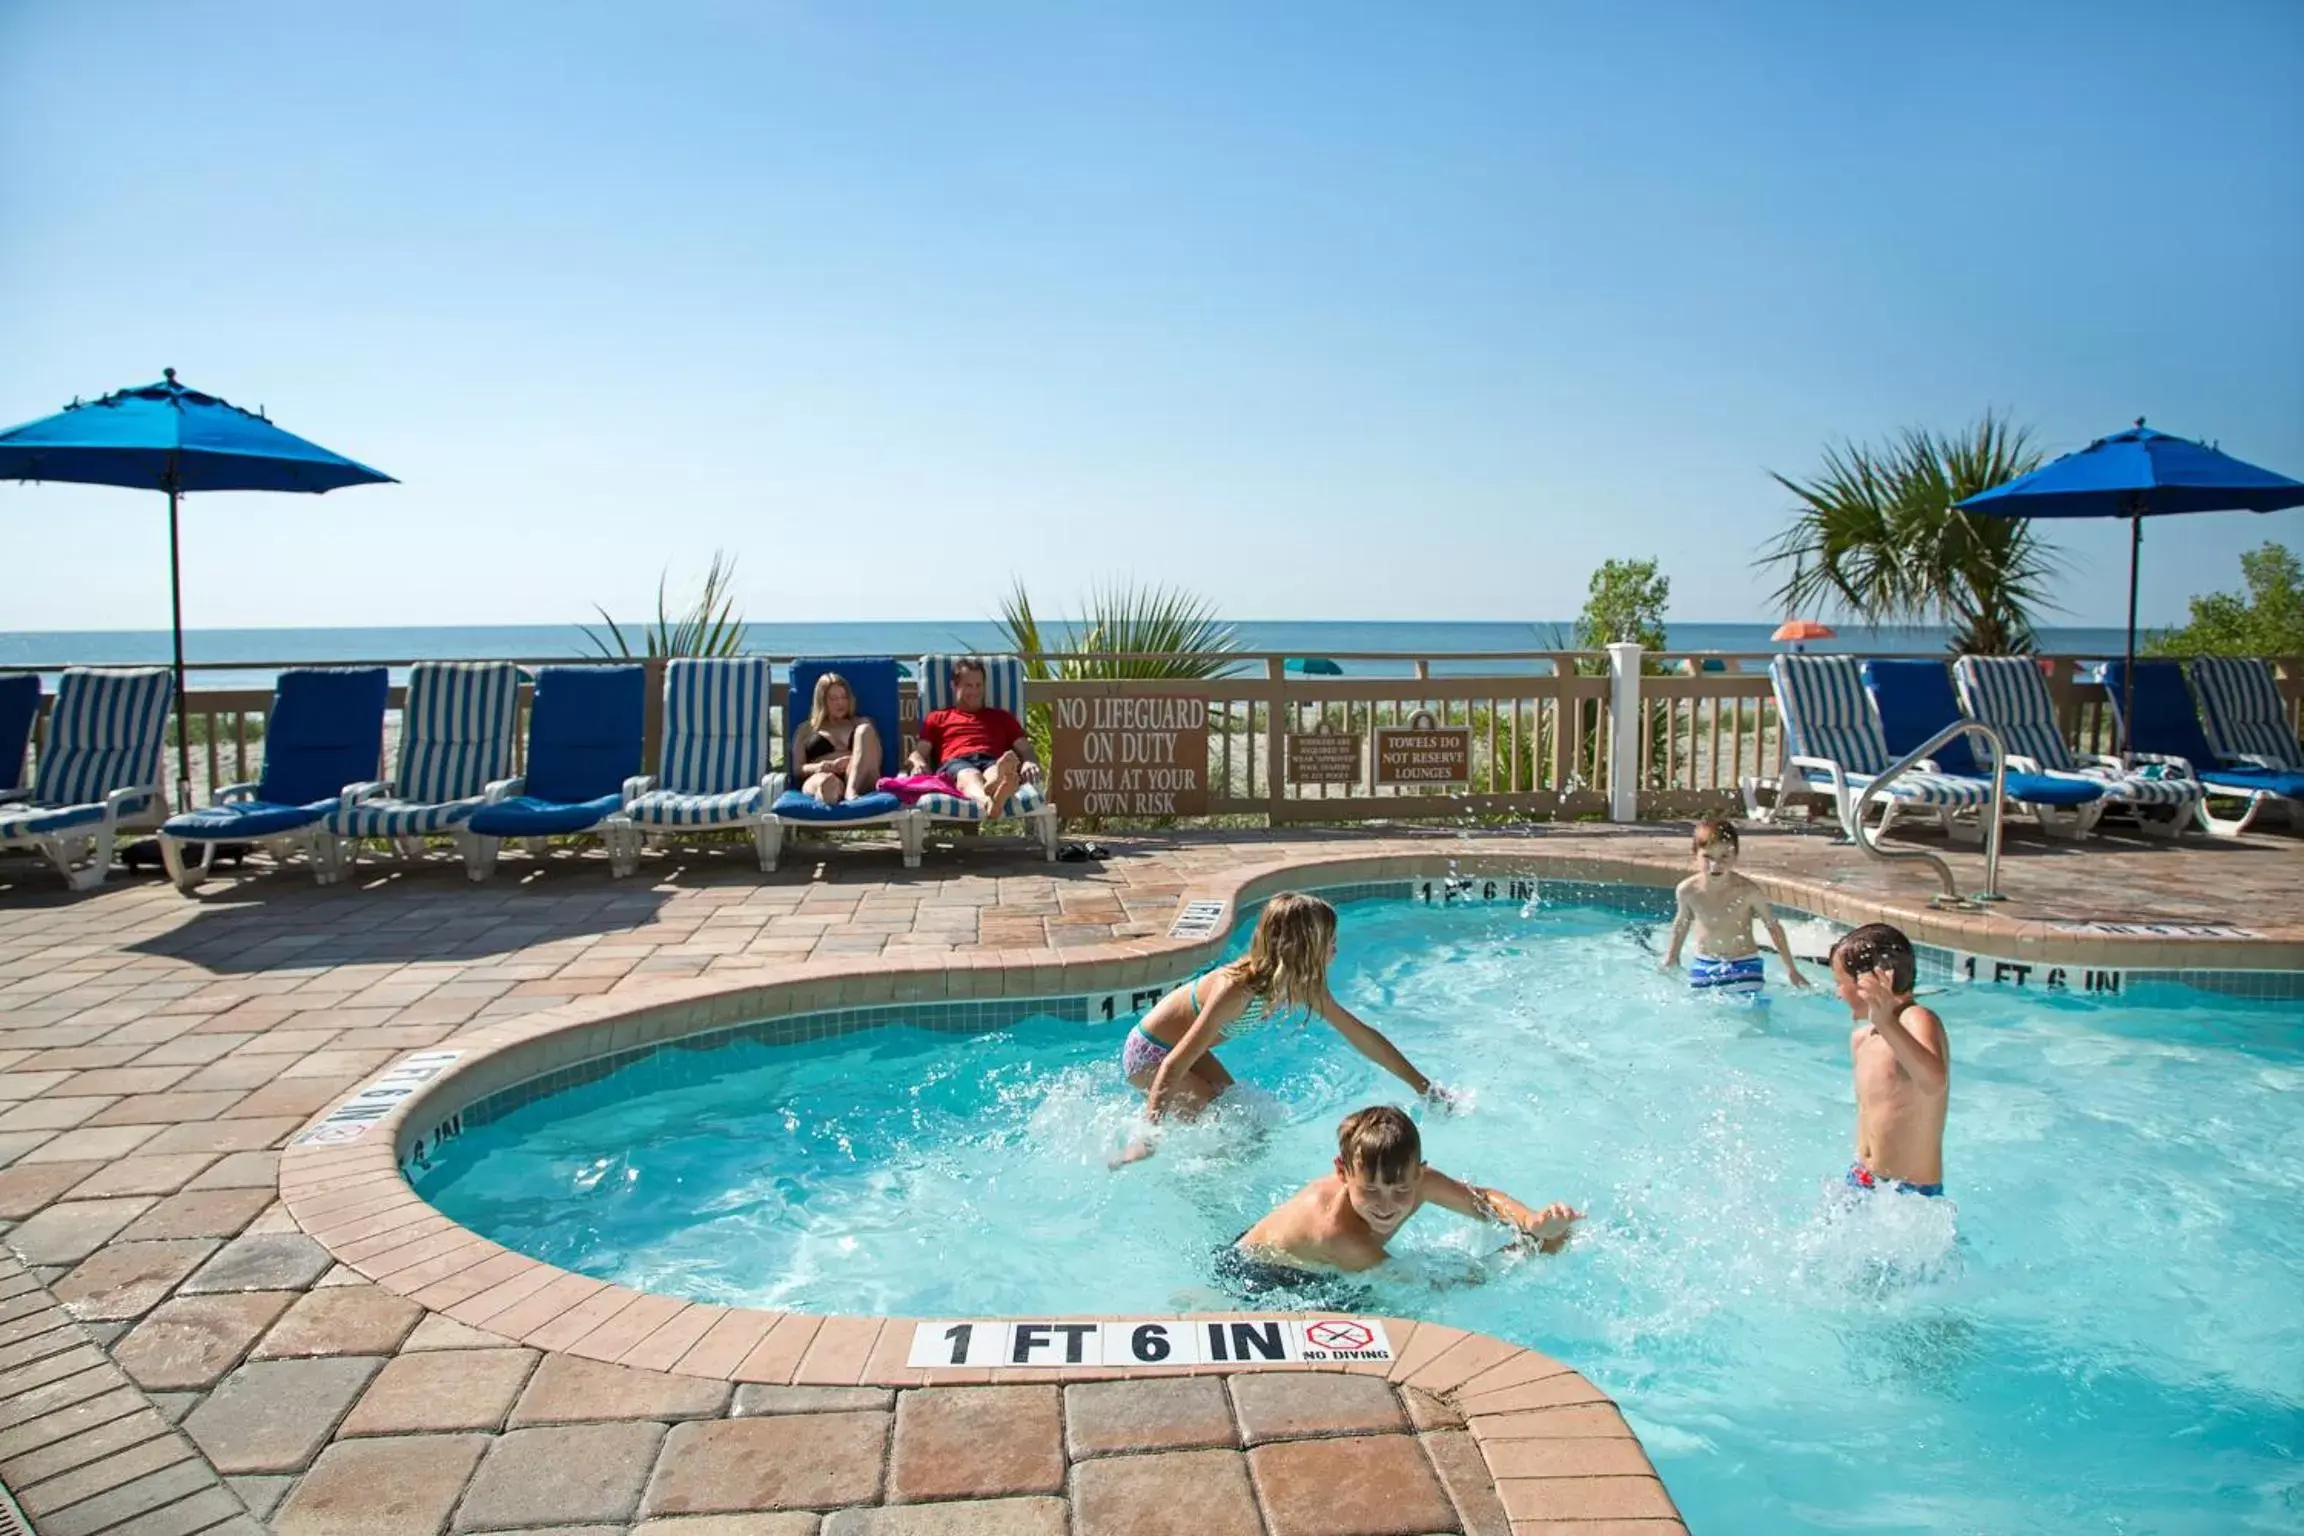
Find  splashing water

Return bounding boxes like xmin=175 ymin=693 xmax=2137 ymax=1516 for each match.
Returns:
xmin=424 ymin=896 xmax=2304 ymax=1534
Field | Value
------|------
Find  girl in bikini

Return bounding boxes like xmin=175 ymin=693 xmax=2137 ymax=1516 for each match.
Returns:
xmin=791 ymin=672 xmax=882 ymax=806
xmin=1114 ymin=893 xmax=1455 ymax=1164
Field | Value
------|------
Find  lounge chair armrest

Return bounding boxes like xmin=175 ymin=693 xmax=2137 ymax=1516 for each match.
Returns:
xmin=2003 ymin=754 xmax=2046 ymax=775
xmin=339 ymin=780 xmax=390 ymax=804
xmin=621 ymin=774 xmax=656 ymax=803
xmin=216 ymin=781 xmax=261 ymax=802
xmin=765 ymin=772 xmax=789 ymax=798
xmin=1787 ymin=754 xmax=1846 ymax=788
xmin=483 ymin=776 xmax=525 ymax=804
xmin=2225 ymin=752 xmax=2284 ymax=771
xmin=0 ymin=788 xmax=27 ymax=806
xmin=101 ymin=784 xmax=154 ymax=822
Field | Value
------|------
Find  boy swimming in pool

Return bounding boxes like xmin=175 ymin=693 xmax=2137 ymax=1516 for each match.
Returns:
xmin=1217 ymin=1106 xmax=1582 ymax=1297
xmin=1660 ymin=816 xmax=1811 ymax=994
xmin=1113 ymin=893 xmax=1454 ymax=1165
xmin=1831 ymin=923 xmax=1949 ymax=1197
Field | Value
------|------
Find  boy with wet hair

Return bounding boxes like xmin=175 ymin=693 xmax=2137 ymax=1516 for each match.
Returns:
xmin=1661 ymin=815 xmax=1811 ymax=993
xmin=1830 ymin=923 xmax=1949 ymax=1197
xmin=1218 ymin=1107 xmax=1581 ymax=1293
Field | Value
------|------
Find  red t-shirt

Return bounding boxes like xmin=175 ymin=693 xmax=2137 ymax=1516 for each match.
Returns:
xmin=922 ymin=706 xmax=1025 ymax=764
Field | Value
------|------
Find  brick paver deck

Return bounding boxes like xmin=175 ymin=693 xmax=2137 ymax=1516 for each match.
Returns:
xmin=0 ymin=817 xmax=2295 ymax=1533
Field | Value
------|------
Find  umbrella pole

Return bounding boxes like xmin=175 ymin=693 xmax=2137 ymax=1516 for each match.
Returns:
xmin=167 ymin=480 xmax=191 ymax=812
xmin=2121 ymin=509 xmax=2141 ymax=760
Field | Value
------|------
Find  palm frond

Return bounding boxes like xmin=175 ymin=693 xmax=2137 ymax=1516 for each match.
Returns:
xmin=583 ymin=550 xmax=747 ymax=659
xmin=1758 ymin=411 xmax=2056 ymax=654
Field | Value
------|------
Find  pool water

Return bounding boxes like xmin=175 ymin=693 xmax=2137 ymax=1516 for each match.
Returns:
xmin=422 ymin=895 xmax=2304 ymax=1534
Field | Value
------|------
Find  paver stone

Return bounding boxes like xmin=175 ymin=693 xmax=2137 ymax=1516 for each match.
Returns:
xmin=271 ymin=1433 xmax=490 ymax=1536
xmin=254 ymin=1286 xmax=424 ymax=1359
xmin=178 ymin=1232 xmax=334 ymax=1293
xmin=644 ymin=1414 xmax=889 ymax=1516
xmin=1071 ymin=1446 xmax=1262 ymax=1536
xmin=182 ymin=1355 xmax=385 ymax=1472
xmin=114 ymin=1292 xmax=298 ymax=1390
xmin=1247 ymin=1433 xmax=1459 ymax=1536
xmin=341 ymin=1348 xmax=538 ymax=1435
xmin=889 ymin=1385 xmax=1062 ymax=1502
xmin=453 ymin=1421 xmax=667 ymax=1530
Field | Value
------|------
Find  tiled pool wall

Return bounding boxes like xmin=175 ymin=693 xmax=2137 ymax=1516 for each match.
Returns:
xmin=394 ymin=874 xmax=2304 ymax=1181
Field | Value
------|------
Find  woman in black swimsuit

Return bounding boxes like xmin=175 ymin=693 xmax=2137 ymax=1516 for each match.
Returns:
xmin=793 ymin=672 xmax=882 ymax=805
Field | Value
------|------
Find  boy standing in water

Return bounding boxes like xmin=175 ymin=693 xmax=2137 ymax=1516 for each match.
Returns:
xmin=1660 ymin=816 xmax=1812 ymax=993
xmin=1219 ymin=1106 xmax=1581 ymax=1294
xmin=1830 ymin=923 xmax=1949 ymax=1197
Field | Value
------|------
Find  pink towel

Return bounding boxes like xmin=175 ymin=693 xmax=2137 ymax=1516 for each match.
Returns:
xmin=877 ymin=773 xmax=960 ymax=805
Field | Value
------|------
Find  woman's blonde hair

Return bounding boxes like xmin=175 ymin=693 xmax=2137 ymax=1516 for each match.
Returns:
xmin=800 ymin=672 xmax=856 ymax=754
xmin=1232 ymin=892 xmax=1337 ymax=1016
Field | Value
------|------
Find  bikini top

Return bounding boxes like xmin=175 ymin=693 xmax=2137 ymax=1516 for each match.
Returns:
xmin=801 ymin=731 xmax=838 ymax=764
xmin=1188 ymin=967 xmax=1304 ymax=1037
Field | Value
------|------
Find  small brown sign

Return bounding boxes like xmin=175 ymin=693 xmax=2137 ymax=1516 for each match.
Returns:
xmin=1051 ymin=695 xmax=1210 ymax=816
xmin=1288 ymin=730 xmax=1362 ymax=785
xmin=1374 ymin=714 xmax=1472 ymax=786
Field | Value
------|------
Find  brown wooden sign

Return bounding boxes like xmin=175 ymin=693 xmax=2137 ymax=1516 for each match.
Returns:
xmin=1051 ymin=695 xmax=1209 ymax=816
xmin=1373 ymin=714 xmax=1471 ymax=786
xmin=1288 ymin=729 xmax=1362 ymax=785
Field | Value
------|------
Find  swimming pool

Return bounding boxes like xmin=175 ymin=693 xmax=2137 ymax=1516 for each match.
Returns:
xmin=419 ymin=889 xmax=2303 ymax=1535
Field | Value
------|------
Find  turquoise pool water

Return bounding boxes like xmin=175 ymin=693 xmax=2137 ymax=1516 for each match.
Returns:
xmin=421 ymin=895 xmax=2303 ymax=1534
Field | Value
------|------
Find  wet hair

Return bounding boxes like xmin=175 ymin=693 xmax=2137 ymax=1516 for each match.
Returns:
xmin=1693 ymin=815 xmax=1739 ymax=851
xmin=1337 ymin=1105 xmax=1421 ymax=1182
xmin=1829 ymin=922 xmax=1917 ymax=994
xmin=950 ymin=658 xmax=988 ymax=686
xmin=1233 ymin=892 xmax=1337 ymax=1017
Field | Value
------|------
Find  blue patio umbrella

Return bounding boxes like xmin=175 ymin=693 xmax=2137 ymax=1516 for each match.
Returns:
xmin=1957 ymin=421 xmax=2304 ymax=754
xmin=1285 ymin=657 xmax=1344 ymax=676
xmin=0 ymin=370 xmax=395 ymax=803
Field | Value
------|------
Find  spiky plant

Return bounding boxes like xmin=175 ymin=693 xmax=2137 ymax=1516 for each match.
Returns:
xmin=1762 ymin=413 xmax=2056 ymax=654
xmin=583 ymin=550 xmax=747 ymax=659
xmin=993 ymin=579 xmax=1240 ymax=680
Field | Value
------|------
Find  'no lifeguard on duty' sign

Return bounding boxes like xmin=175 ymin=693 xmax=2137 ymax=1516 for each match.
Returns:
xmin=907 ymin=1317 xmax=1394 ymax=1369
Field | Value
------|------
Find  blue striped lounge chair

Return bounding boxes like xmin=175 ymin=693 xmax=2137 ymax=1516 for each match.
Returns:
xmin=0 ymin=667 xmax=172 ymax=891
xmin=620 ymin=656 xmax=777 ymax=874
xmin=158 ymin=667 xmax=391 ymax=890
xmin=1953 ymin=657 xmax=2205 ymax=838
xmin=2106 ymin=659 xmax=2304 ymax=838
xmin=762 ymin=658 xmax=917 ymax=871
xmin=0 ymin=673 xmax=40 ymax=806
xmin=1861 ymin=660 xmax=2106 ymax=841
xmin=913 ymin=654 xmax=1059 ymax=862
xmin=314 ymin=661 xmax=522 ymax=883
xmin=2191 ymin=658 xmax=2304 ymax=781
xmin=1767 ymin=655 xmax=1994 ymax=841
xmin=458 ymin=665 xmax=647 ymax=880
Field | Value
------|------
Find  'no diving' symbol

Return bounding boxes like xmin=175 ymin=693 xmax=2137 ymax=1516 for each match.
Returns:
xmin=1306 ymin=1320 xmax=1373 ymax=1350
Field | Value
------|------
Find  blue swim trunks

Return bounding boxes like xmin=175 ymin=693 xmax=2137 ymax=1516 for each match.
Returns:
xmin=1689 ymin=954 xmax=1765 ymax=993
xmin=1846 ymin=1161 xmax=1943 ymax=1198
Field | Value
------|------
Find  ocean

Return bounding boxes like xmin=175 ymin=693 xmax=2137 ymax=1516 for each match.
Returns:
xmin=0 ymin=621 xmax=2149 ymax=686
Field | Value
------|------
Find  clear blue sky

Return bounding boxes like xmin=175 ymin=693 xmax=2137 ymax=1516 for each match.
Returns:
xmin=4 ymin=0 xmax=2300 ymax=632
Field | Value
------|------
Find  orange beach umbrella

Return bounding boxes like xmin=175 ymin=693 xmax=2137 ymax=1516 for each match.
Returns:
xmin=1770 ymin=619 xmax=1836 ymax=643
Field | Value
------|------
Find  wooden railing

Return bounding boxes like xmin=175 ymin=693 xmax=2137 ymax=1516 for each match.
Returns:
xmin=9 ymin=652 xmax=2300 ymax=823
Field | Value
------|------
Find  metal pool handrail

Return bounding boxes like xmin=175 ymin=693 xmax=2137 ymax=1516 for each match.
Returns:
xmin=1849 ymin=719 xmax=2009 ymax=909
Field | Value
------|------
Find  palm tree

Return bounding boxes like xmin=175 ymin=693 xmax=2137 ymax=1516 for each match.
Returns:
xmin=1761 ymin=414 xmax=2055 ymax=654
xmin=995 ymin=579 xmax=1240 ymax=682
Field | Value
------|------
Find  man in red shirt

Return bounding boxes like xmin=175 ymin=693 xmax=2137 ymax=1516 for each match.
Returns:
xmin=907 ymin=658 xmax=1041 ymax=816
